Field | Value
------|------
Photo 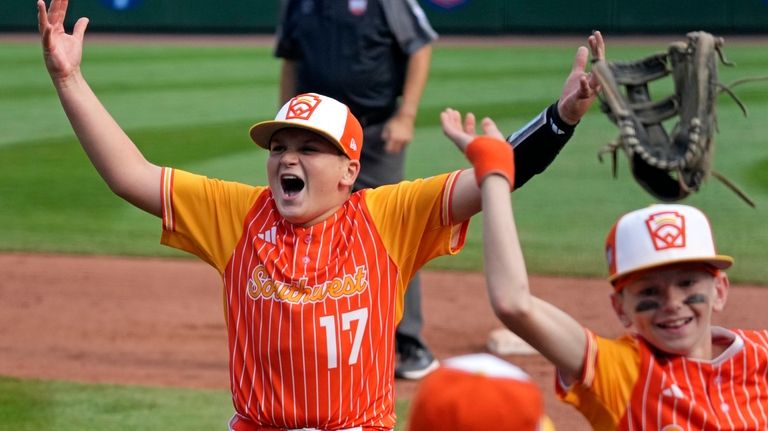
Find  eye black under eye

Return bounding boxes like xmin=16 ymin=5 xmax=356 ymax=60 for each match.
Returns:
xmin=683 ymin=294 xmax=708 ymax=305
xmin=635 ymin=299 xmax=660 ymax=312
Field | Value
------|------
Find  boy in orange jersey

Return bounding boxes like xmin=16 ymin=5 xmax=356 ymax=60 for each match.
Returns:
xmin=441 ymin=111 xmax=768 ymax=430
xmin=38 ymin=0 xmax=603 ymax=429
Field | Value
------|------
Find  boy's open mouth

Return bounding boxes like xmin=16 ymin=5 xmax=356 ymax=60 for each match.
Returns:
xmin=281 ymin=174 xmax=305 ymax=196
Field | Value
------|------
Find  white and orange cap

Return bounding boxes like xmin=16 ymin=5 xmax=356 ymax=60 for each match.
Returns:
xmin=407 ymin=353 xmax=552 ymax=431
xmin=249 ymin=93 xmax=363 ymax=161
xmin=605 ymin=204 xmax=733 ymax=289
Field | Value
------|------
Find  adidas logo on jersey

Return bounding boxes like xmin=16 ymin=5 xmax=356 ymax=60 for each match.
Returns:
xmin=257 ymin=225 xmax=278 ymax=245
xmin=661 ymin=384 xmax=685 ymax=399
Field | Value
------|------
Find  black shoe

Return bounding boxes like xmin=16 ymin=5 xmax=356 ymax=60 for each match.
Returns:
xmin=395 ymin=345 xmax=439 ymax=380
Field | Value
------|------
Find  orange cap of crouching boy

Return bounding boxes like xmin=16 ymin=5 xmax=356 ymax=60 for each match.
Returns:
xmin=249 ymin=93 xmax=363 ymax=161
xmin=605 ymin=204 xmax=733 ymax=290
xmin=407 ymin=353 xmax=550 ymax=431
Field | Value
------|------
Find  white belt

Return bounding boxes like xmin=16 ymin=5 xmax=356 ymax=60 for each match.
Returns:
xmin=228 ymin=413 xmax=370 ymax=431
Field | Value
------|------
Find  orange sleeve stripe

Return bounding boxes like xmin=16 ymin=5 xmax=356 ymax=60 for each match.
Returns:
xmin=441 ymin=170 xmax=461 ymax=227
xmin=161 ymin=167 xmax=175 ymax=232
xmin=580 ymin=328 xmax=598 ymax=387
xmin=442 ymin=170 xmax=470 ymax=253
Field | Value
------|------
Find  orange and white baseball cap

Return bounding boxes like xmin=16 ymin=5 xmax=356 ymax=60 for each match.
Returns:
xmin=605 ymin=204 xmax=733 ymax=288
xmin=407 ymin=353 xmax=551 ymax=431
xmin=249 ymin=93 xmax=363 ymax=161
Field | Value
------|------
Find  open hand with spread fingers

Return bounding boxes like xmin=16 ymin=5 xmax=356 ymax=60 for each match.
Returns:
xmin=557 ymin=30 xmax=605 ymax=125
xmin=38 ymin=0 xmax=90 ymax=83
xmin=440 ymin=108 xmax=505 ymax=153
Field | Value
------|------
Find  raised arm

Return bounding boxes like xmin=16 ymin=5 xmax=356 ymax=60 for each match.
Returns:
xmin=38 ymin=0 xmax=161 ymax=216
xmin=449 ymin=31 xmax=605 ymax=223
xmin=441 ymin=113 xmax=588 ymax=382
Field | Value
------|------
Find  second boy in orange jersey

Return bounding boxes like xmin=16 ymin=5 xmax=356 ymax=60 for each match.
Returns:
xmin=441 ymin=108 xmax=768 ymax=430
xmin=38 ymin=0 xmax=604 ymax=428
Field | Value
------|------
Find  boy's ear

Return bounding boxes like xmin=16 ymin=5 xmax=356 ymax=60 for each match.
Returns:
xmin=610 ymin=292 xmax=632 ymax=328
xmin=712 ymin=271 xmax=729 ymax=312
xmin=339 ymin=159 xmax=360 ymax=188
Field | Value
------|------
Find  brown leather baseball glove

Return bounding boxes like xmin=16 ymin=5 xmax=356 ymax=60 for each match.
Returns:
xmin=593 ymin=31 xmax=764 ymax=207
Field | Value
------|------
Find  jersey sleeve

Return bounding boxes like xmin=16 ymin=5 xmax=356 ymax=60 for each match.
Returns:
xmin=160 ymin=167 xmax=266 ymax=273
xmin=555 ymin=330 xmax=640 ymax=429
xmin=362 ymin=170 xmax=468 ymax=282
xmin=380 ymin=0 xmax=438 ymax=55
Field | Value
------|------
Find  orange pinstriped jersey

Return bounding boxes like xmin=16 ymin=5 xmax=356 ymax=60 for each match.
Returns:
xmin=159 ymin=168 xmax=468 ymax=430
xmin=557 ymin=327 xmax=768 ymax=430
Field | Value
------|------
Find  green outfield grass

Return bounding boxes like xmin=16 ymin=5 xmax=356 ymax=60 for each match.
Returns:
xmin=0 ymin=376 xmax=232 ymax=430
xmin=0 ymin=39 xmax=768 ymax=283
xmin=1 ymin=37 xmax=767 ymax=429
xmin=0 ymin=376 xmax=411 ymax=430
xmin=2 ymin=38 xmax=767 ymax=282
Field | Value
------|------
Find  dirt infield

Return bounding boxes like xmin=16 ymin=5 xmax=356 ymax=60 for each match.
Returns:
xmin=1 ymin=253 xmax=766 ymax=429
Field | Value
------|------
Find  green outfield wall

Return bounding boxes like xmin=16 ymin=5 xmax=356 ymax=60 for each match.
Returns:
xmin=424 ymin=0 xmax=768 ymax=34
xmin=3 ymin=0 xmax=768 ymax=33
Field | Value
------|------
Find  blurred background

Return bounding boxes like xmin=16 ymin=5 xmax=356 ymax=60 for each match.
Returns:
xmin=3 ymin=0 xmax=768 ymax=35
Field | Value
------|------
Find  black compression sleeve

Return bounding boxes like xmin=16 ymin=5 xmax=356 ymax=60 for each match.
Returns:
xmin=508 ymin=101 xmax=576 ymax=190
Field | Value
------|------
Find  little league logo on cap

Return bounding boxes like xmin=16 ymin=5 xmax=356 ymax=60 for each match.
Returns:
xmin=646 ymin=210 xmax=686 ymax=250
xmin=605 ymin=204 xmax=733 ymax=286
xmin=285 ymin=93 xmax=322 ymax=121
xmin=249 ymin=93 xmax=364 ymax=160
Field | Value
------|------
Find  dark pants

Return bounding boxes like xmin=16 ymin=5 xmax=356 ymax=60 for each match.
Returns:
xmin=354 ymin=121 xmax=429 ymax=354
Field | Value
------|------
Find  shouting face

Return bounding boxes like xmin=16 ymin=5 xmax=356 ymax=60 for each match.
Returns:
xmin=267 ymin=127 xmax=359 ymax=226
